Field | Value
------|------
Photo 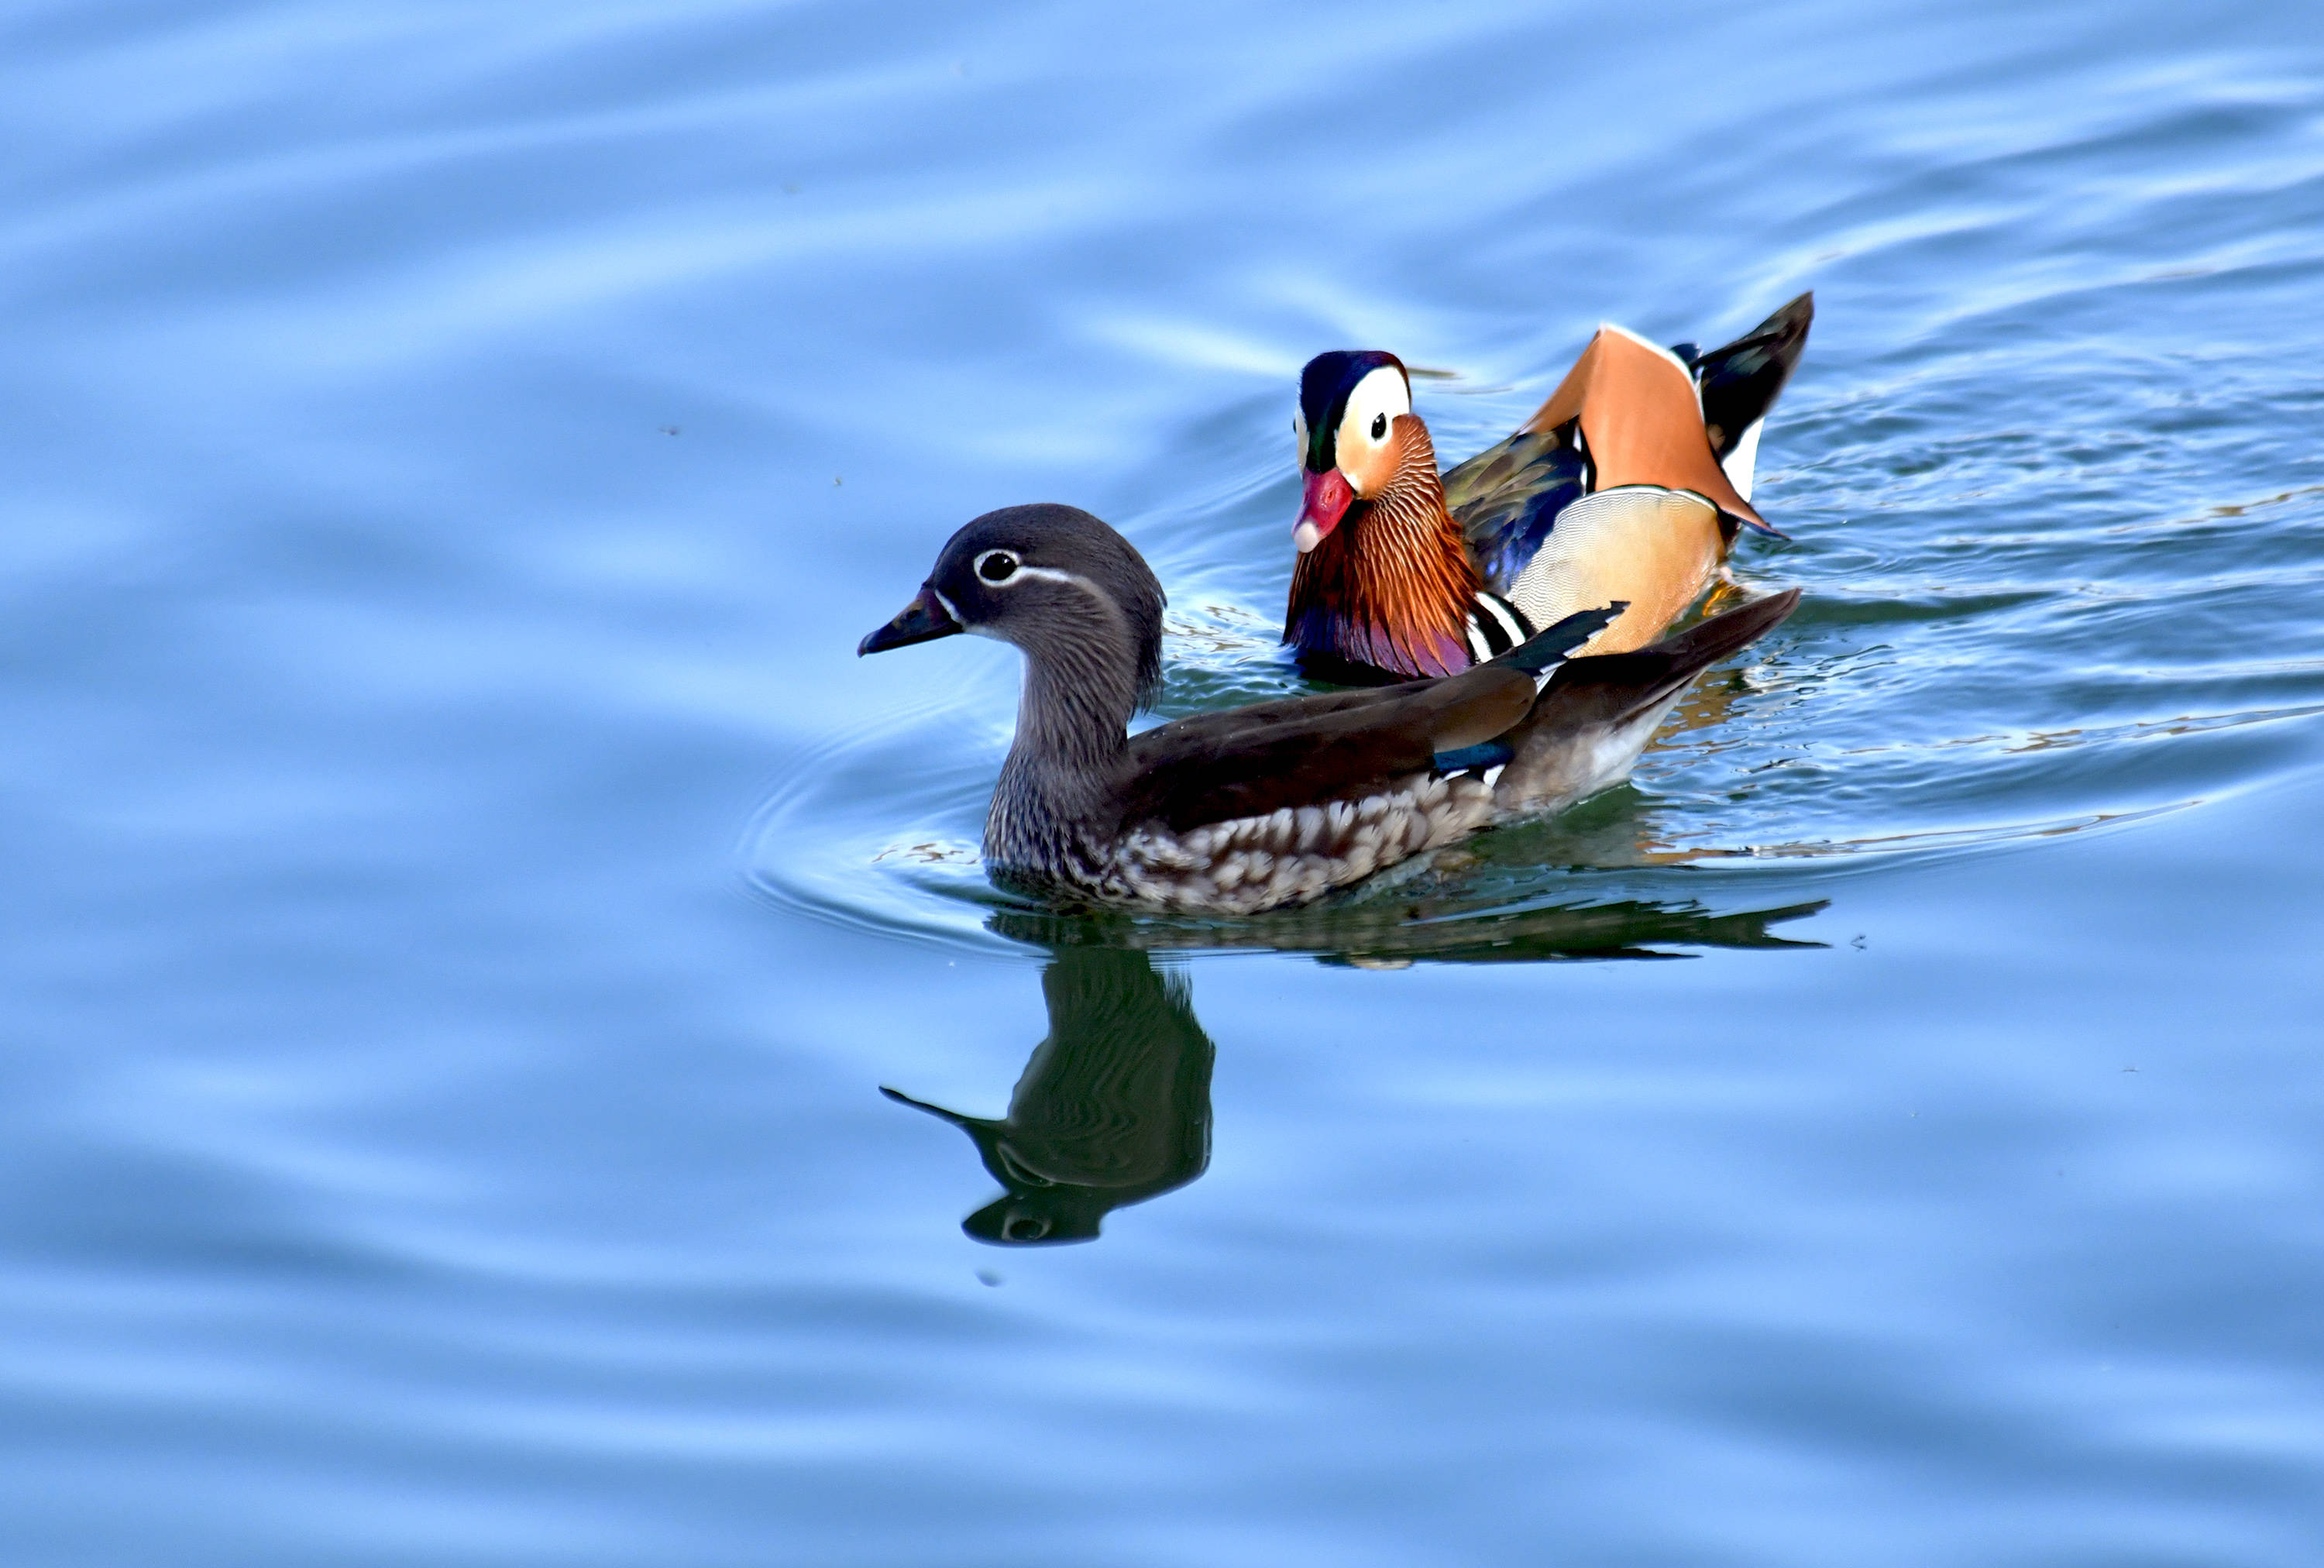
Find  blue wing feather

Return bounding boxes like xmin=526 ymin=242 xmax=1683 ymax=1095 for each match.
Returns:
xmin=1432 ymin=740 xmax=1514 ymax=774
xmin=1441 ymin=428 xmax=1589 ymax=593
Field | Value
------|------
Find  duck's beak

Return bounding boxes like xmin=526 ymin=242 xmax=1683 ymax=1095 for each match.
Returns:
xmin=858 ymin=585 xmax=961 ymax=655
xmin=1293 ymin=467 xmax=1356 ymax=554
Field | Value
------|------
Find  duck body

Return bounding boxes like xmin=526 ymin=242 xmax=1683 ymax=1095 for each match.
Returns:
xmin=1286 ymin=294 xmax=1813 ymax=681
xmin=861 ymin=504 xmax=1799 ymax=916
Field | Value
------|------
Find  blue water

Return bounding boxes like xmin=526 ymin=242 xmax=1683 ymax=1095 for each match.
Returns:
xmin=6 ymin=2 xmax=2324 ymax=1563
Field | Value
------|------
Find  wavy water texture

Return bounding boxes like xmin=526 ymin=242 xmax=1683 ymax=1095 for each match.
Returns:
xmin=5 ymin=3 xmax=2324 ymax=1567
xmin=758 ymin=205 xmax=2324 ymax=956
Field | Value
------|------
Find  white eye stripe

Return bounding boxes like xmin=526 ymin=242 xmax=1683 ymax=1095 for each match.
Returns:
xmin=1336 ymin=364 xmax=1411 ymax=454
xmin=969 ymin=552 xmax=1090 ymax=593
xmin=962 ymin=561 xmax=1104 ymax=634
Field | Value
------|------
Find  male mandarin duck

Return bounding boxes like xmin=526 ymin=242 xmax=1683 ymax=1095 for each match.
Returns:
xmin=1284 ymin=294 xmax=1813 ymax=681
xmin=859 ymin=504 xmax=1797 ymax=916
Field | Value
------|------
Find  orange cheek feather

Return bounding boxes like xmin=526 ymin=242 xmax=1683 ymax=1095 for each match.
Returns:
xmin=1339 ymin=418 xmax=1402 ymax=497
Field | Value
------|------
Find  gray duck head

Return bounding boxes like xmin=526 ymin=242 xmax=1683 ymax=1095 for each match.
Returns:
xmin=858 ymin=504 xmax=1167 ymax=717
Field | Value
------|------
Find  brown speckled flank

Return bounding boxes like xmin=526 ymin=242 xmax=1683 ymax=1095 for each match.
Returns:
xmin=1098 ymin=774 xmax=1496 ymax=915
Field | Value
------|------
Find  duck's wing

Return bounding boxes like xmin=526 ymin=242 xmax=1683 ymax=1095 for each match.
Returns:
xmin=1449 ymin=307 xmax=1802 ymax=599
xmin=1122 ymin=607 xmax=1619 ymax=834
xmin=1537 ymin=586 xmax=1800 ymax=729
xmin=1688 ymin=292 xmax=1812 ymax=502
xmin=1120 ymin=662 xmax=1538 ymax=834
xmin=1144 ymin=680 xmax=1428 ymax=736
xmin=1443 ymin=428 xmax=1590 ymax=595
xmin=1521 ymin=325 xmax=1765 ymax=532
xmin=1492 ymin=588 xmax=1802 ymax=811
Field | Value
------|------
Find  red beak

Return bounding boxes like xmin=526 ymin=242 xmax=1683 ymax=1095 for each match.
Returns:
xmin=1293 ymin=469 xmax=1355 ymax=554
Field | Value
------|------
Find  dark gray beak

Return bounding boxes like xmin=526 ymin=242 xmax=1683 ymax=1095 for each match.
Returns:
xmin=858 ymin=586 xmax=961 ymax=655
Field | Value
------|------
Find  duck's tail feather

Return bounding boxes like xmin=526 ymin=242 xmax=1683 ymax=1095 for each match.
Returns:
xmin=1491 ymin=588 xmax=1800 ymax=812
xmin=1487 ymin=602 xmax=1625 ymax=676
xmin=1547 ymin=586 xmax=1800 ymax=727
xmin=1690 ymin=294 xmax=1813 ymax=514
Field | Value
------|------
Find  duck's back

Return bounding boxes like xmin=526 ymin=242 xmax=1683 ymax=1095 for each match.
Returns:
xmin=1088 ymin=653 xmax=1570 ymax=913
xmin=1119 ymin=662 xmax=1536 ymax=833
xmin=1446 ymin=427 xmax=1726 ymax=655
xmin=1442 ymin=299 xmax=1813 ymax=657
xmin=1443 ymin=427 xmax=1590 ymax=594
xmin=1442 ymin=318 xmax=1790 ymax=655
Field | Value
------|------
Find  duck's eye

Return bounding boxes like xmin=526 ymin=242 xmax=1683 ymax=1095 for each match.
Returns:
xmin=975 ymin=550 xmax=1019 ymax=584
xmin=1336 ymin=363 xmax=1411 ymax=459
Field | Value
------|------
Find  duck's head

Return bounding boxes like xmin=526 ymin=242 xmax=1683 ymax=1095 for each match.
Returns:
xmin=858 ymin=503 xmax=1167 ymax=710
xmin=1293 ymin=349 xmax=1414 ymax=554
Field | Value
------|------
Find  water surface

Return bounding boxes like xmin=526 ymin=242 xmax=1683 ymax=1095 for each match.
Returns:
xmin=4 ymin=2 xmax=2322 ymax=1563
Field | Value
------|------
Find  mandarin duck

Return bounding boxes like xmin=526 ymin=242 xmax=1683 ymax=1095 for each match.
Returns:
xmin=1286 ymin=294 xmax=1812 ymax=681
xmin=858 ymin=504 xmax=1799 ymax=916
xmin=882 ymin=944 xmax=1213 ymax=1246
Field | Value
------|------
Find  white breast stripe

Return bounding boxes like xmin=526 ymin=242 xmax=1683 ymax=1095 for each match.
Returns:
xmin=1466 ymin=593 xmax=1525 ymax=658
xmin=1469 ymin=592 xmax=1525 ymax=659
xmin=1477 ymin=592 xmax=1527 ymax=645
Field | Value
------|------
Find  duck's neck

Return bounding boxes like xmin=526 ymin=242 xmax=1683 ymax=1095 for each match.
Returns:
xmin=1285 ymin=422 xmax=1479 ymax=679
xmin=987 ymin=620 xmax=1145 ymax=871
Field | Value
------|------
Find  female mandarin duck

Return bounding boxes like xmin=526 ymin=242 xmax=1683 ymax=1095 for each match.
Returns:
xmin=860 ymin=504 xmax=1797 ymax=916
xmin=882 ymin=945 xmax=1212 ymax=1246
xmin=1285 ymin=294 xmax=1812 ymax=681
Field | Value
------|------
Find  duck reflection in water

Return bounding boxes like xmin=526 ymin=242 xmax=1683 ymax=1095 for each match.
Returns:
xmin=884 ymin=892 xmax=1827 ymax=1246
xmin=883 ymin=944 xmax=1212 ymax=1246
